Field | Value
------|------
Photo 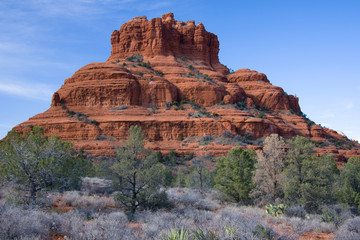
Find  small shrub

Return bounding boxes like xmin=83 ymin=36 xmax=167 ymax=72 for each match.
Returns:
xmin=138 ymin=61 xmax=152 ymax=69
xmin=321 ymin=205 xmax=351 ymax=228
xmin=307 ymin=120 xmax=315 ymax=127
xmin=177 ymin=135 xmax=184 ymax=141
xmin=122 ymin=62 xmax=127 ymax=66
xmin=148 ymin=138 xmax=153 ymax=142
xmin=180 ymin=99 xmax=188 ymax=105
xmin=91 ymin=120 xmax=100 ymax=126
xmin=186 ymin=153 xmax=194 ymax=160
xmin=234 ymin=134 xmax=252 ymax=144
xmin=236 ymin=101 xmax=247 ymax=109
xmin=253 ymin=224 xmax=274 ymax=240
xmin=335 ymin=217 xmax=360 ymax=239
xmin=142 ymin=191 xmax=173 ymax=211
xmin=174 ymin=105 xmax=184 ymax=111
xmin=201 ymin=133 xmax=212 ymax=142
xmin=155 ymin=70 xmax=164 ymax=77
xmin=137 ymin=71 xmax=144 ymax=77
xmin=189 ymin=99 xmax=201 ymax=110
xmin=285 ymin=206 xmax=307 ymax=219
xmin=222 ymin=130 xmax=233 ymax=138
xmin=212 ymin=112 xmax=219 ymax=118
xmin=107 ymin=105 xmax=128 ymax=111
xmin=256 ymin=113 xmax=265 ymax=119
xmin=126 ymin=54 xmax=143 ymax=62
xmin=151 ymin=106 xmax=158 ymax=113
xmin=69 ymin=110 xmax=75 ymax=117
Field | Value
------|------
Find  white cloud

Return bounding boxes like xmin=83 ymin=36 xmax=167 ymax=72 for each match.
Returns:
xmin=0 ymin=81 xmax=54 ymax=101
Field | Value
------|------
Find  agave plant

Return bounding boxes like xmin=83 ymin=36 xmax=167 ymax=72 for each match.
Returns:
xmin=190 ymin=229 xmax=219 ymax=240
xmin=162 ymin=227 xmax=189 ymax=240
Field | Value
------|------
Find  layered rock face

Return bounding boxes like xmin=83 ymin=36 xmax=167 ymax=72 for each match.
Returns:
xmin=109 ymin=13 xmax=227 ymax=74
xmin=12 ymin=13 xmax=359 ymax=160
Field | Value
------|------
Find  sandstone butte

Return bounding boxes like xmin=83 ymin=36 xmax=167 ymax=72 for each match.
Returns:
xmin=8 ymin=13 xmax=360 ymax=164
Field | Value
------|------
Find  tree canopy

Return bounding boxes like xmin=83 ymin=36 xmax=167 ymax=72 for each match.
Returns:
xmin=215 ymin=147 xmax=255 ymax=203
xmin=283 ymin=136 xmax=338 ymax=212
xmin=0 ymin=126 xmax=93 ymax=202
xmin=336 ymin=156 xmax=360 ymax=208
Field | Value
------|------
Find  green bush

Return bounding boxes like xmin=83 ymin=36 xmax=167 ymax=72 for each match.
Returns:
xmin=155 ymin=70 xmax=164 ymax=77
xmin=91 ymin=120 xmax=99 ymax=126
xmin=126 ymin=54 xmax=143 ymax=62
xmin=236 ymin=101 xmax=247 ymax=110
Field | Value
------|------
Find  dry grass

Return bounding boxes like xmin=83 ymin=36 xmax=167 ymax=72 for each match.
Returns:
xmin=0 ymin=186 xmax=357 ymax=239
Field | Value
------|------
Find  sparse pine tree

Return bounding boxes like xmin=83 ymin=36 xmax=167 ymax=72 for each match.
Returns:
xmin=251 ymin=134 xmax=285 ymax=205
xmin=185 ymin=158 xmax=214 ymax=192
xmin=111 ymin=125 xmax=167 ymax=214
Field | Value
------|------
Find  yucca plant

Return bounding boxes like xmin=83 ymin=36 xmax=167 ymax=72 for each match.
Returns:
xmin=191 ymin=229 xmax=219 ymax=240
xmin=162 ymin=227 xmax=189 ymax=240
xmin=224 ymin=224 xmax=237 ymax=239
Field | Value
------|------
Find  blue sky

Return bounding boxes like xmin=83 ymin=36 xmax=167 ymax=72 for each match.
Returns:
xmin=0 ymin=0 xmax=359 ymax=141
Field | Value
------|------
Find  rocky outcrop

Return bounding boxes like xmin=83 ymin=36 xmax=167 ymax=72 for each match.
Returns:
xmin=109 ymin=13 xmax=228 ymax=74
xmin=10 ymin=13 xmax=359 ymax=161
xmin=228 ymin=69 xmax=301 ymax=112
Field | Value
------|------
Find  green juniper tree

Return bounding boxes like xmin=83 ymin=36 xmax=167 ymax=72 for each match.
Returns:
xmin=215 ymin=147 xmax=255 ymax=203
xmin=0 ymin=126 xmax=93 ymax=203
xmin=283 ymin=136 xmax=339 ymax=212
xmin=336 ymin=156 xmax=360 ymax=208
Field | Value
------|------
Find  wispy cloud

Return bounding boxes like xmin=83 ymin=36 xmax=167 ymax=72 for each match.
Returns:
xmin=1 ymin=0 xmax=169 ymax=20
xmin=0 ymin=81 xmax=54 ymax=101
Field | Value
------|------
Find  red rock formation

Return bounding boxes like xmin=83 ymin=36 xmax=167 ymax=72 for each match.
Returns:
xmin=8 ymin=13 xmax=359 ymax=161
xmin=109 ymin=13 xmax=228 ymax=74
xmin=228 ymin=69 xmax=301 ymax=112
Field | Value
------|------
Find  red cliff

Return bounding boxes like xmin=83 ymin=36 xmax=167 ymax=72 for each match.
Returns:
xmin=11 ymin=13 xmax=359 ymax=161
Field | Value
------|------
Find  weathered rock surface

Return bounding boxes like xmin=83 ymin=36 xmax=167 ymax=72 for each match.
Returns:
xmin=10 ymin=13 xmax=359 ymax=162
